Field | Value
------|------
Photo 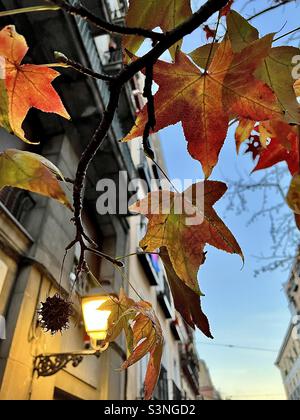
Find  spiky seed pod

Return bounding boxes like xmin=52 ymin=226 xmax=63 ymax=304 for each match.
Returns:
xmin=38 ymin=294 xmax=73 ymax=334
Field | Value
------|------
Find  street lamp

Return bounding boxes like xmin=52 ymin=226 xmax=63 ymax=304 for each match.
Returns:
xmin=33 ymin=293 xmax=112 ymax=378
xmin=82 ymin=295 xmax=111 ymax=350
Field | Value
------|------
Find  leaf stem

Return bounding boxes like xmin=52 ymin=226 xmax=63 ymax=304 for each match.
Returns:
xmin=204 ymin=12 xmax=221 ymax=74
xmin=116 ymin=251 xmax=160 ymax=261
xmin=52 ymin=52 xmax=116 ymax=82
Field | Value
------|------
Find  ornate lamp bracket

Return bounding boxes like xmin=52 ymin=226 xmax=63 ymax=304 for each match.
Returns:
xmin=33 ymin=350 xmax=101 ymax=377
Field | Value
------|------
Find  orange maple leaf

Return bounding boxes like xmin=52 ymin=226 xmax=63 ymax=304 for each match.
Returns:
xmin=221 ymin=0 xmax=234 ymax=17
xmin=130 ymin=181 xmax=243 ymax=296
xmin=124 ymin=36 xmax=281 ymax=177
xmin=0 ymin=25 xmax=70 ymax=143
xmin=102 ymin=292 xmax=163 ymax=401
xmin=252 ymin=124 xmax=299 ymax=175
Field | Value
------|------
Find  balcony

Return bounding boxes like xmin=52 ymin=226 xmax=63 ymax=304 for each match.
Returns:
xmin=110 ymin=4 xmax=127 ymax=26
xmin=180 ymin=345 xmax=200 ymax=395
xmin=0 ymin=187 xmax=35 ymax=225
xmin=102 ymin=44 xmax=123 ymax=74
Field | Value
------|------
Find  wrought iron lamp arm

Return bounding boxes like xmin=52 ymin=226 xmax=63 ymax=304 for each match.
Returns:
xmin=33 ymin=349 xmax=104 ymax=378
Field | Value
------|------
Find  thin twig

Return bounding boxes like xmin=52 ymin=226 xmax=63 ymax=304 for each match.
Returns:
xmin=248 ymin=0 xmax=296 ymax=21
xmin=53 ymin=52 xmax=116 ymax=82
xmin=204 ymin=12 xmax=221 ymax=74
xmin=85 ymin=247 xmax=124 ymax=268
xmin=274 ymin=26 xmax=300 ymax=42
xmin=47 ymin=0 xmax=165 ymax=42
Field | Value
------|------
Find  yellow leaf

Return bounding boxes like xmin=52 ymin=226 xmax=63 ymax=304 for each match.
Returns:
xmin=124 ymin=0 xmax=192 ymax=61
xmin=0 ymin=149 xmax=72 ymax=209
xmin=227 ymin=11 xmax=300 ymax=124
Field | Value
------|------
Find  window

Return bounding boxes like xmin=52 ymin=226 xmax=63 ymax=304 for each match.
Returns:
xmin=154 ymin=365 xmax=169 ymax=400
xmin=0 ymin=187 xmax=35 ymax=225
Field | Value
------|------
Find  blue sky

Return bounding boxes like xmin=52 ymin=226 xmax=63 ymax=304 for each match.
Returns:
xmin=155 ymin=0 xmax=300 ymax=400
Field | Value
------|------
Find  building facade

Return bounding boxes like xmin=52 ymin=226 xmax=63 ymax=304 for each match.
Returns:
xmin=276 ymin=255 xmax=300 ymax=400
xmin=0 ymin=0 xmax=201 ymax=400
xmin=198 ymin=359 xmax=221 ymax=400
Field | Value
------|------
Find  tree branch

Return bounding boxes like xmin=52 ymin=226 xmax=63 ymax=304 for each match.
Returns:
xmin=69 ymin=0 xmax=229 ymax=268
xmin=54 ymin=52 xmax=116 ymax=82
xmin=142 ymin=64 xmax=156 ymax=159
xmin=47 ymin=0 xmax=165 ymax=42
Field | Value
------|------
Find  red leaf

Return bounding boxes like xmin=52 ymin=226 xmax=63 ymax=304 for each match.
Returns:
xmin=253 ymin=124 xmax=299 ymax=175
xmin=221 ymin=0 xmax=234 ymax=17
xmin=203 ymin=25 xmax=216 ymax=40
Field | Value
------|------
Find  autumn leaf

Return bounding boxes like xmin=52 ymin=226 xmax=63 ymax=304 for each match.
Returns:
xmin=0 ymin=149 xmax=72 ymax=209
xmin=124 ymin=36 xmax=281 ymax=177
xmin=0 ymin=62 xmax=11 ymax=132
xmin=124 ymin=0 xmax=192 ymax=61
xmin=240 ymin=119 xmax=299 ymax=174
xmin=0 ymin=25 xmax=70 ymax=143
xmin=236 ymin=116 xmax=297 ymax=152
xmin=226 ymin=10 xmax=258 ymax=51
xmin=295 ymin=79 xmax=300 ymax=97
xmin=160 ymin=247 xmax=213 ymax=338
xmin=287 ymin=174 xmax=300 ymax=216
xmin=253 ymin=133 xmax=299 ymax=175
xmin=235 ymin=119 xmax=256 ymax=153
xmin=227 ymin=11 xmax=300 ymax=124
xmin=130 ymin=181 xmax=243 ymax=296
xmin=103 ymin=292 xmax=163 ymax=400
xmin=203 ymin=25 xmax=216 ymax=41
xmin=221 ymin=0 xmax=234 ymax=17
xmin=237 ymin=119 xmax=274 ymax=152
xmin=189 ymin=43 xmax=219 ymax=69
xmin=101 ymin=290 xmax=135 ymax=352
xmin=122 ymin=301 xmax=163 ymax=401
xmin=245 ymin=135 xmax=263 ymax=160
